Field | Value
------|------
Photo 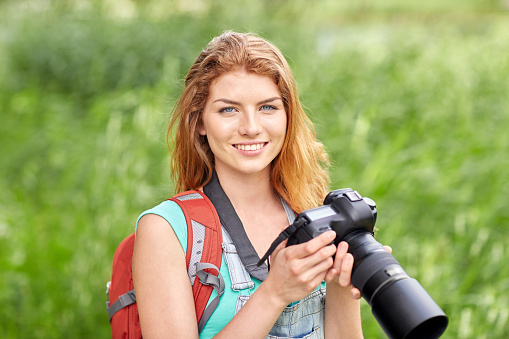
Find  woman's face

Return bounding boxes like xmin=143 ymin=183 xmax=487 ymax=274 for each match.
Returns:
xmin=199 ymin=70 xmax=287 ymax=178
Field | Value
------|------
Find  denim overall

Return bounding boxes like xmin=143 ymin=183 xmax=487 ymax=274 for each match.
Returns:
xmin=221 ymin=199 xmax=326 ymax=339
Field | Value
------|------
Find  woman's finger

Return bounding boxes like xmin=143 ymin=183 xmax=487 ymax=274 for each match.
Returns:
xmin=334 ymin=241 xmax=348 ymax=267
xmin=287 ymin=231 xmax=336 ymax=260
xmin=338 ymin=253 xmax=354 ymax=287
xmin=350 ymin=287 xmax=361 ymax=299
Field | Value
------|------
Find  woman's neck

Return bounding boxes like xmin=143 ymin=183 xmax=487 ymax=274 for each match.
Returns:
xmin=215 ymin=167 xmax=279 ymax=209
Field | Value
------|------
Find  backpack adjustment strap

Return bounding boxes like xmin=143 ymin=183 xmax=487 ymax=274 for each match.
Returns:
xmin=107 ymin=289 xmax=137 ymax=321
xmin=195 ymin=263 xmax=225 ymax=296
xmin=195 ymin=263 xmax=225 ymax=333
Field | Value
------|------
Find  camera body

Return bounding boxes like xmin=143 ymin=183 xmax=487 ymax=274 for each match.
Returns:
xmin=287 ymin=188 xmax=376 ymax=247
xmin=286 ymin=188 xmax=448 ymax=339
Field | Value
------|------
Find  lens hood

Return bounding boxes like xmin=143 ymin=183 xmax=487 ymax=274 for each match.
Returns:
xmin=371 ymin=278 xmax=448 ymax=339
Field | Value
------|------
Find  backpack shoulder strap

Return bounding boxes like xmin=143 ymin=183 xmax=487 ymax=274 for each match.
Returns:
xmin=170 ymin=190 xmax=224 ymax=332
xmin=107 ymin=191 xmax=224 ymax=335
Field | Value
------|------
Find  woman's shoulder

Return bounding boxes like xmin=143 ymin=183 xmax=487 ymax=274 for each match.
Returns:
xmin=135 ymin=199 xmax=188 ymax=251
xmin=137 ymin=199 xmax=184 ymax=223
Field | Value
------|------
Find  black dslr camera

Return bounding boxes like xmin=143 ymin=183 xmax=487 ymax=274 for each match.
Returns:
xmin=258 ymin=188 xmax=448 ymax=339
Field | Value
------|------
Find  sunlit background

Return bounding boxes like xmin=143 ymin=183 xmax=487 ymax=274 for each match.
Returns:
xmin=1 ymin=0 xmax=508 ymax=337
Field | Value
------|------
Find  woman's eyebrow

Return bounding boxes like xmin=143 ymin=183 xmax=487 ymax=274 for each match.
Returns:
xmin=212 ymin=97 xmax=282 ymax=105
xmin=257 ymin=97 xmax=283 ymax=105
xmin=213 ymin=98 xmax=240 ymax=105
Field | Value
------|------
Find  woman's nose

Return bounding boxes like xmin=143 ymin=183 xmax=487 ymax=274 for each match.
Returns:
xmin=238 ymin=111 xmax=262 ymax=136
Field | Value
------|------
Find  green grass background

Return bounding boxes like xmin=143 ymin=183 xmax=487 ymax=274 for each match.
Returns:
xmin=1 ymin=0 xmax=508 ymax=338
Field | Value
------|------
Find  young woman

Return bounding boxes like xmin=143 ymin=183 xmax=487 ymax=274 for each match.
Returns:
xmin=133 ymin=31 xmax=364 ymax=338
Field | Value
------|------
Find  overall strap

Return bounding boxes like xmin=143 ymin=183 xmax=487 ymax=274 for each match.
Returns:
xmin=280 ymin=196 xmax=296 ymax=224
xmin=222 ymin=228 xmax=255 ymax=291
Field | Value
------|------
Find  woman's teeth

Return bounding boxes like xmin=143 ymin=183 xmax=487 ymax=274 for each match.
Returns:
xmin=234 ymin=143 xmax=264 ymax=151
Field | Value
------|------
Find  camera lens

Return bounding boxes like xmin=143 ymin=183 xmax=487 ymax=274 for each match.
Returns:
xmin=344 ymin=232 xmax=448 ymax=339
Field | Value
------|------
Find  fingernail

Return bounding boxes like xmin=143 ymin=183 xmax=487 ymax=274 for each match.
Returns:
xmin=339 ymin=242 xmax=348 ymax=252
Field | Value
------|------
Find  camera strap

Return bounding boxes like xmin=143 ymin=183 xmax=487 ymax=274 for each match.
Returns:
xmin=256 ymin=223 xmax=299 ymax=267
xmin=204 ymin=170 xmax=298 ymax=276
xmin=203 ymin=170 xmax=270 ymax=281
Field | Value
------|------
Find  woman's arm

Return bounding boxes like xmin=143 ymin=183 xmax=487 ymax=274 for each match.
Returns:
xmin=324 ymin=241 xmax=363 ymax=339
xmin=133 ymin=214 xmax=199 ymax=338
xmin=324 ymin=242 xmax=393 ymax=338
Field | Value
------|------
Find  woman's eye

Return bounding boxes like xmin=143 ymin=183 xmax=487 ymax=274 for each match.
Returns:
xmin=219 ymin=107 xmax=236 ymax=113
xmin=260 ymin=105 xmax=277 ymax=111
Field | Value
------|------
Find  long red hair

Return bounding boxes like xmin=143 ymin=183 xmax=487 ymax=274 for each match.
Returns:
xmin=168 ymin=31 xmax=329 ymax=212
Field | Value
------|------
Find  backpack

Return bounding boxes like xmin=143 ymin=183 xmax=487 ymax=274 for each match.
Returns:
xmin=106 ymin=190 xmax=224 ymax=338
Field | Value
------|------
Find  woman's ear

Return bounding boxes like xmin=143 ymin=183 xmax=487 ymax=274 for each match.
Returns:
xmin=198 ymin=122 xmax=206 ymax=136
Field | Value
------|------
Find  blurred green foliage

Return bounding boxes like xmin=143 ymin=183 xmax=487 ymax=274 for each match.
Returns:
xmin=1 ymin=0 xmax=508 ymax=338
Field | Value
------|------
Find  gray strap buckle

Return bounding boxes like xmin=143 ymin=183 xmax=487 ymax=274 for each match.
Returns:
xmin=107 ymin=289 xmax=137 ymax=321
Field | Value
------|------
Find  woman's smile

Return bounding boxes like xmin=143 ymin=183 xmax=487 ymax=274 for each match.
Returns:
xmin=233 ymin=142 xmax=267 ymax=152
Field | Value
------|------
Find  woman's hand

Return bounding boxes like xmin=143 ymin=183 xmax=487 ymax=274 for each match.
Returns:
xmin=325 ymin=241 xmax=393 ymax=299
xmin=263 ymin=230 xmax=337 ymax=307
